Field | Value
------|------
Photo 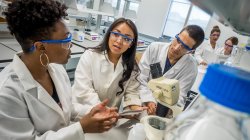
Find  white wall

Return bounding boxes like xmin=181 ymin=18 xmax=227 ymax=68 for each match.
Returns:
xmin=205 ymin=17 xmax=249 ymax=47
xmin=135 ymin=0 xmax=172 ymax=38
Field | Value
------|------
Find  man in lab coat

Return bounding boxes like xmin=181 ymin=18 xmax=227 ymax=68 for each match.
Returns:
xmin=139 ymin=25 xmax=205 ymax=116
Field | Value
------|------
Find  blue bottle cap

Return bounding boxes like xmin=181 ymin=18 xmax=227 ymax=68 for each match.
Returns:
xmin=199 ymin=64 xmax=250 ymax=114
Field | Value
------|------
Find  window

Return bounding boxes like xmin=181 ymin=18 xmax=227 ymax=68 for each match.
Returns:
xmin=163 ymin=0 xmax=210 ymax=38
xmin=187 ymin=6 xmax=210 ymax=30
xmin=163 ymin=0 xmax=190 ymax=37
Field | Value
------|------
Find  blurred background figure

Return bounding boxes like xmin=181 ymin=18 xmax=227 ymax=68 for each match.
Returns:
xmin=195 ymin=25 xmax=221 ymax=65
xmin=217 ymin=36 xmax=238 ymax=56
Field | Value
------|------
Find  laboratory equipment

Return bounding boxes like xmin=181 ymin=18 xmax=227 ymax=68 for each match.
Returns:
xmin=127 ymin=123 xmax=146 ymax=140
xmin=73 ymin=29 xmax=85 ymax=42
xmin=141 ymin=116 xmax=167 ymax=140
xmin=84 ymin=31 xmax=100 ymax=41
xmin=238 ymin=46 xmax=250 ymax=72
xmin=62 ymin=0 xmax=78 ymax=9
xmin=148 ymin=77 xmax=182 ymax=117
xmin=119 ymin=109 xmax=143 ymax=116
xmin=163 ymin=64 xmax=250 ymax=140
xmin=202 ymin=49 xmax=229 ymax=64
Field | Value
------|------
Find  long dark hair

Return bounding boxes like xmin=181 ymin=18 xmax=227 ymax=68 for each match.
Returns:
xmin=93 ymin=18 xmax=140 ymax=96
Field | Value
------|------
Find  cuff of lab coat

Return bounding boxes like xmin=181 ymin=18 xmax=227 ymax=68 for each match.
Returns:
xmin=140 ymin=91 xmax=156 ymax=104
xmin=123 ymin=98 xmax=142 ymax=108
xmin=66 ymin=122 xmax=85 ymax=140
xmin=74 ymin=103 xmax=93 ymax=118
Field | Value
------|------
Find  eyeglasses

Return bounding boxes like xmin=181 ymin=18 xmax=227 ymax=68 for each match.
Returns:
xmin=175 ymin=34 xmax=193 ymax=51
xmin=210 ymin=34 xmax=220 ymax=37
xmin=225 ymin=43 xmax=233 ymax=48
xmin=110 ymin=31 xmax=134 ymax=45
xmin=29 ymin=33 xmax=72 ymax=52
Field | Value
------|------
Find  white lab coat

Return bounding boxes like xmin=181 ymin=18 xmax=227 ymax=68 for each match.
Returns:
xmin=216 ymin=47 xmax=232 ymax=56
xmin=164 ymin=97 xmax=250 ymax=140
xmin=0 ymin=54 xmax=85 ymax=140
xmin=139 ymin=42 xmax=198 ymax=106
xmin=72 ymin=49 xmax=141 ymax=115
xmin=194 ymin=39 xmax=221 ymax=64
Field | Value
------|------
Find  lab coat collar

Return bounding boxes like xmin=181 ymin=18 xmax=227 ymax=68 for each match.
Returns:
xmin=164 ymin=45 xmax=190 ymax=74
xmin=12 ymin=53 xmax=66 ymax=121
xmin=103 ymin=50 xmax=123 ymax=73
xmin=12 ymin=53 xmax=37 ymax=91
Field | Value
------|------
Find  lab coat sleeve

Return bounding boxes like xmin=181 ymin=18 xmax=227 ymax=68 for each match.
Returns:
xmin=138 ymin=44 xmax=156 ymax=103
xmin=0 ymin=92 xmax=85 ymax=140
xmin=123 ymin=72 xmax=142 ymax=107
xmin=72 ymin=51 xmax=100 ymax=116
xmin=215 ymin=47 xmax=224 ymax=55
xmin=194 ymin=43 xmax=205 ymax=64
xmin=177 ymin=61 xmax=198 ymax=106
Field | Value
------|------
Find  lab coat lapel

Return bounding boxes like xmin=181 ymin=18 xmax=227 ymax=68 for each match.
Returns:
xmin=159 ymin=45 xmax=169 ymax=73
xmin=36 ymin=85 xmax=66 ymax=122
xmin=100 ymin=53 xmax=123 ymax=99
xmin=12 ymin=54 xmax=66 ymax=121
xmin=164 ymin=54 xmax=188 ymax=77
xmin=46 ymin=65 xmax=68 ymax=122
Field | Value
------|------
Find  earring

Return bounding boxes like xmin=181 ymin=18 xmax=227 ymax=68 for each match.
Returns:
xmin=40 ymin=51 xmax=49 ymax=68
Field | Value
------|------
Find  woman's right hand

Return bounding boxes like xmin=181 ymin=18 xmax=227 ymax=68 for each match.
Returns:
xmin=80 ymin=99 xmax=119 ymax=133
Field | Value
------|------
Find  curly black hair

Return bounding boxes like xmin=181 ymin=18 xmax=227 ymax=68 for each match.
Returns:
xmin=3 ymin=0 xmax=68 ymax=52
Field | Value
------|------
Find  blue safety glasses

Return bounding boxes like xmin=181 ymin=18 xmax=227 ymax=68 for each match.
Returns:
xmin=175 ymin=34 xmax=193 ymax=51
xmin=29 ymin=33 xmax=72 ymax=52
xmin=110 ymin=31 xmax=134 ymax=45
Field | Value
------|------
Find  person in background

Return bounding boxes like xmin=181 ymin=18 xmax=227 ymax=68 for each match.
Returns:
xmin=0 ymin=0 xmax=118 ymax=139
xmin=195 ymin=25 xmax=221 ymax=65
xmin=216 ymin=36 xmax=238 ymax=55
xmin=72 ymin=18 xmax=146 ymax=117
xmin=139 ymin=25 xmax=205 ymax=116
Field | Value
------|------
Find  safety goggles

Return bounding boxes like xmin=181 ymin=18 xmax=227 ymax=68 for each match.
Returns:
xmin=29 ymin=33 xmax=72 ymax=52
xmin=110 ymin=31 xmax=134 ymax=45
xmin=175 ymin=34 xmax=193 ymax=51
xmin=225 ymin=43 xmax=233 ymax=48
xmin=210 ymin=34 xmax=220 ymax=37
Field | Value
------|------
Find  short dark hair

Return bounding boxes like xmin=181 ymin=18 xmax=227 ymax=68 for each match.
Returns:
xmin=180 ymin=25 xmax=205 ymax=49
xmin=94 ymin=18 xmax=139 ymax=95
xmin=4 ymin=0 xmax=67 ymax=53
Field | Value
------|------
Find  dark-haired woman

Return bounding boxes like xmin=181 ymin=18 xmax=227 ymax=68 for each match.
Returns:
xmin=72 ymin=18 xmax=145 ymax=116
xmin=0 ymin=0 xmax=118 ymax=139
xmin=195 ymin=25 xmax=221 ymax=65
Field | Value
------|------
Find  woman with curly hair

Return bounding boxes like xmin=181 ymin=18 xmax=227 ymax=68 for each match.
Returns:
xmin=0 ymin=0 xmax=118 ymax=139
xmin=72 ymin=18 xmax=146 ymax=117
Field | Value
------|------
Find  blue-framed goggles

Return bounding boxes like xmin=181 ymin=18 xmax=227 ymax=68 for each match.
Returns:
xmin=110 ymin=31 xmax=134 ymax=43
xmin=29 ymin=33 xmax=72 ymax=52
xmin=175 ymin=34 xmax=193 ymax=51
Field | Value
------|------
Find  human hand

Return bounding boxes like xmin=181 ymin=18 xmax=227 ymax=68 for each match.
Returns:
xmin=145 ymin=102 xmax=156 ymax=115
xmin=120 ymin=105 xmax=147 ymax=120
xmin=80 ymin=99 xmax=119 ymax=133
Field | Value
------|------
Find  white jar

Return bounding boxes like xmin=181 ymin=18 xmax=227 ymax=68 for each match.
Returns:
xmin=164 ymin=64 xmax=250 ymax=140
